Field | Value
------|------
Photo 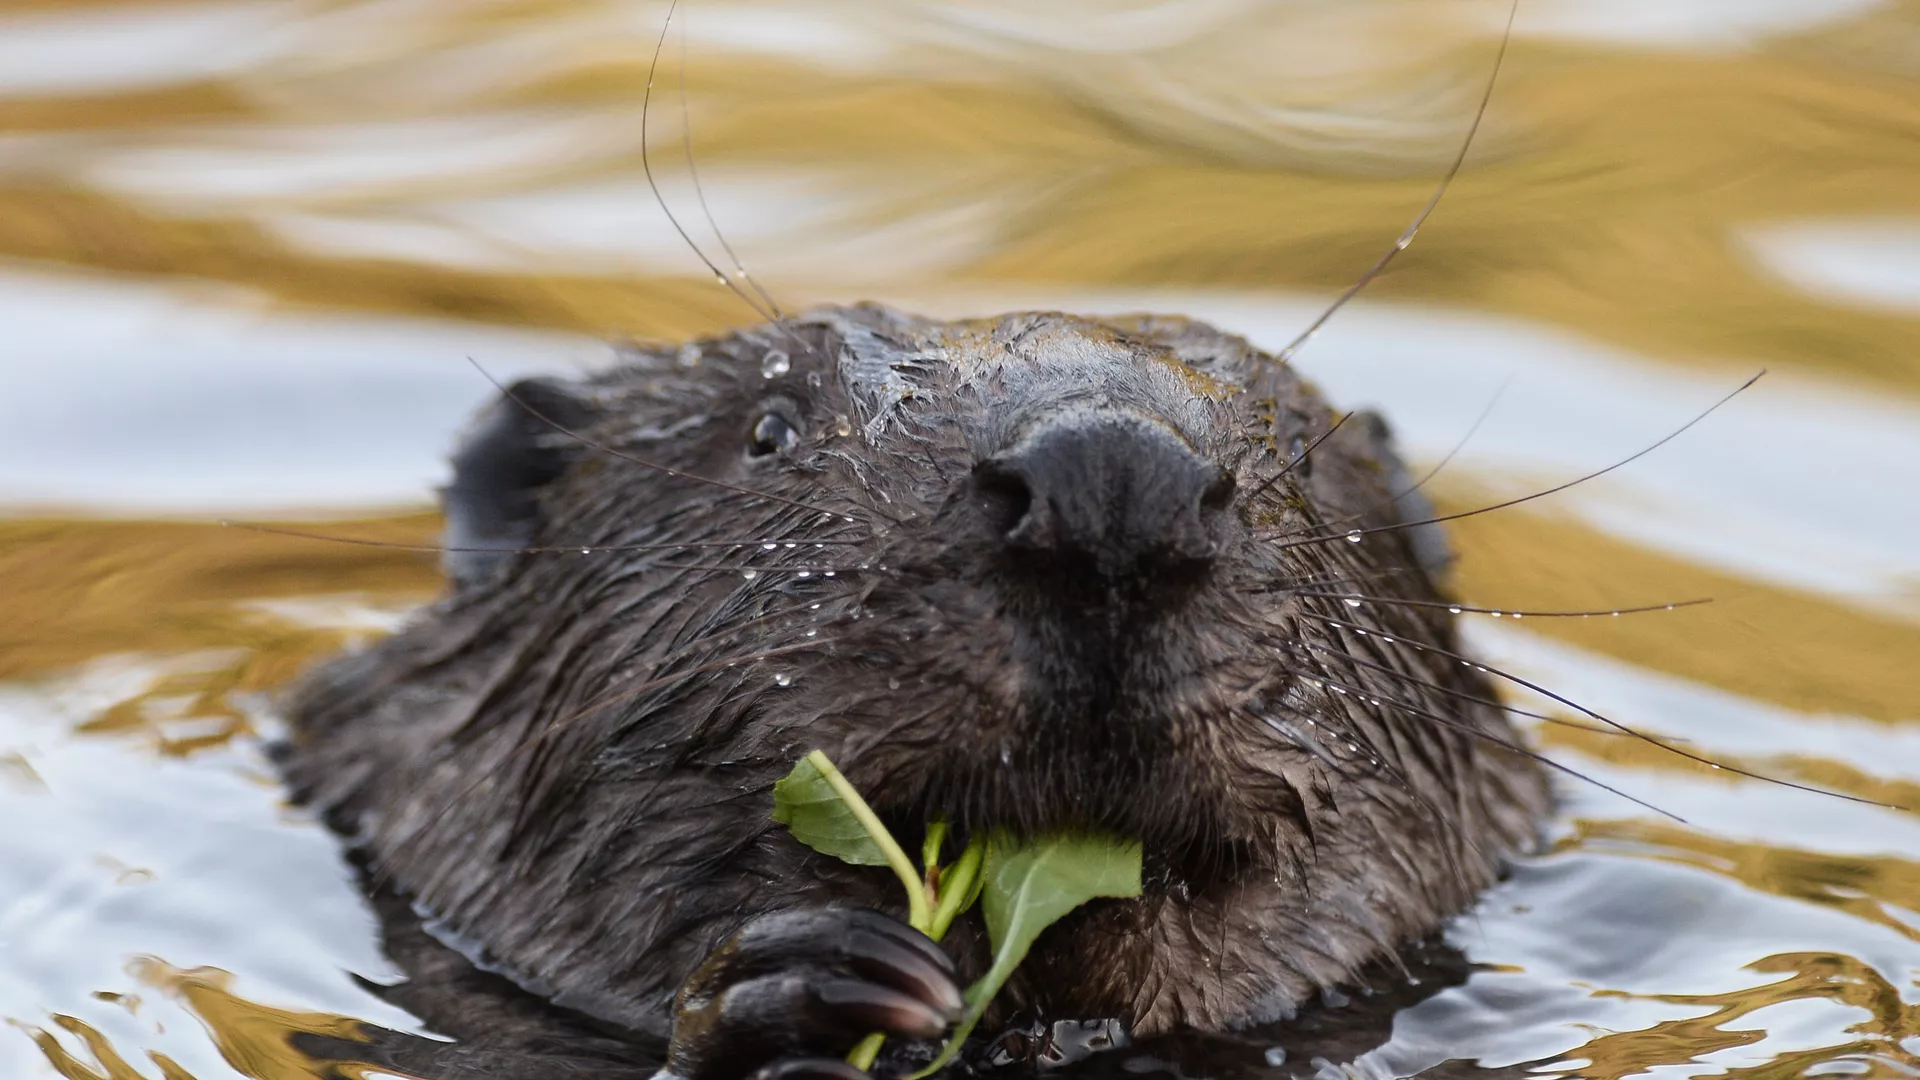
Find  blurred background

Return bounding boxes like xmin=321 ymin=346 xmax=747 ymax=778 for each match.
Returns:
xmin=2 ymin=1 xmax=1919 ymax=1078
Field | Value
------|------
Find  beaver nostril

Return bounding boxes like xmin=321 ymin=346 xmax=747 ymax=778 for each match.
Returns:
xmin=973 ymin=464 xmax=1034 ymax=538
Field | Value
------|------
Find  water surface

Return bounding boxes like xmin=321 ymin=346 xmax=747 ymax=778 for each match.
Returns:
xmin=3 ymin=2 xmax=1918 ymax=1079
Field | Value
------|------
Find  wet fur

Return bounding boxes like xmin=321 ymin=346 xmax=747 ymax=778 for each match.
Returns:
xmin=281 ymin=303 xmax=1550 ymax=1047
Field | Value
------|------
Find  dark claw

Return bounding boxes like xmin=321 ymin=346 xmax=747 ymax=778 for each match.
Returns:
xmin=845 ymin=928 xmax=965 ymax=1015
xmin=813 ymin=977 xmax=953 ymax=1038
xmin=663 ymin=908 xmax=963 ymax=1080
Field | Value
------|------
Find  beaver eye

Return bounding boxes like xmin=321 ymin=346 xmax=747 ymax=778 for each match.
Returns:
xmin=748 ymin=412 xmax=798 ymax=457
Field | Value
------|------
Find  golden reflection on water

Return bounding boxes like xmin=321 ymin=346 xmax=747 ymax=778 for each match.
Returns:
xmin=3 ymin=1 xmax=1920 ymax=1078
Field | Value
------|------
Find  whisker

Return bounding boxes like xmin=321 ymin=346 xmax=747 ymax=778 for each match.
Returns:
xmin=1273 ymin=0 xmax=1521 ymax=366
xmin=1292 ymin=592 xmax=1713 ymax=620
xmin=1303 ymin=612 xmax=1907 ymax=811
xmin=677 ymin=14 xmax=783 ymax=320
xmin=1310 ymin=379 xmax=1510 ymax=534
xmin=1265 ymin=626 xmax=1674 ymax=738
xmin=1265 ymin=371 xmax=1764 ymax=551
xmin=218 ymin=520 xmax=866 ymax=556
xmin=642 ymin=0 xmax=776 ymax=323
xmin=1246 ymin=411 xmax=1354 ymax=502
xmin=1276 ymin=653 xmax=1685 ymax=823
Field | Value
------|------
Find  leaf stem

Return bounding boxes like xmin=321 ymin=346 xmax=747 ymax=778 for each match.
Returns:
xmin=847 ymin=1032 xmax=886 ymax=1072
xmin=928 ymin=836 xmax=985 ymax=941
xmin=803 ymin=750 xmax=930 ymax=931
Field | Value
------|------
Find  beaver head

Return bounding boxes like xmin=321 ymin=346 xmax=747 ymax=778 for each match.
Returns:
xmin=283 ymin=303 xmax=1548 ymax=1037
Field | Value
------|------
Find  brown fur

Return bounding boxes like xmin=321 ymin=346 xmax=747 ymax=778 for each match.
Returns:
xmin=280 ymin=304 xmax=1550 ymax=1046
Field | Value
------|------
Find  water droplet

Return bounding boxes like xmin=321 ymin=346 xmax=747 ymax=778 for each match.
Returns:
xmin=805 ymin=630 xmax=817 ymax=637
xmin=741 ymin=569 xmax=759 ymax=581
xmin=1512 ymin=613 xmax=1523 ymax=619
xmin=1448 ymin=606 xmax=1463 ymax=615
xmin=1264 ymin=1048 xmax=1288 ymax=1068
xmin=773 ymin=672 xmax=793 ymax=687
xmin=887 ymin=677 xmax=901 ymax=690
xmin=1710 ymin=763 xmax=1723 ymax=770
xmin=785 ymin=542 xmax=798 ymax=549
xmin=1345 ymin=530 xmax=1363 ymax=543
xmin=999 ymin=746 xmax=1013 ymax=765
xmin=1490 ymin=610 xmax=1503 ymax=618
xmin=580 ymin=548 xmax=591 ymax=555
xmin=1381 ymin=636 xmax=1394 ymax=644
xmin=1343 ymin=597 xmax=1362 ymax=608
xmin=761 ymin=349 xmax=791 ymax=379
xmin=823 ymin=571 xmax=835 ymax=577
xmin=809 ymin=603 xmax=821 ymax=610
xmin=763 ymin=543 xmax=778 ymax=551
xmin=833 ymin=414 xmax=853 ymax=437
xmin=712 ymin=271 xmax=728 ymax=287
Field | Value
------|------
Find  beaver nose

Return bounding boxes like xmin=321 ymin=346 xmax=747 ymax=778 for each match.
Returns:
xmin=974 ymin=409 xmax=1234 ymax=575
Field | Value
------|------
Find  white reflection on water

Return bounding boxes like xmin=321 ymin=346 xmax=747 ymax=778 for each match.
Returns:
xmin=0 ymin=266 xmax=610 ymax=513
xmin=1744 ymin=220 xmax=1920 ymax=316
xmin=0 ymin=654 xmax=427 ymax=1080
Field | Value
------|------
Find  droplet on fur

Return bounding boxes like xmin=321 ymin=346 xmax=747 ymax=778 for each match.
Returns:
xmin=834 ymin=414 xmax=853 ymax=437
xmin=1448 ymin=606 xmax=1463 ymax=615
xmin=1346 ymin=531 xmax=1363 ymax=543
xmin=888 ymin=678 xmax=901 ymax=690
xmin=1343 ymin=597 xmax=1362 ymax=608
xmin=761 ymin=349 xmax=791 ymax=378
xmin=773 ymin=673 xmax=793 ymax=687
xmin=742 ymin=569 xmax=759 ymax=581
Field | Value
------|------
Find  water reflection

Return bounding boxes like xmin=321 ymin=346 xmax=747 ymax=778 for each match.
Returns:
xmin=2 ymin=1 xmax=1918 ymax=1079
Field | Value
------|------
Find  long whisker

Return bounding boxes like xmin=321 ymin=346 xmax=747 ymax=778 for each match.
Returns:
xmin=677 ymin=13 xmax=783 ymax=319
xmin=642 ymin=0 xmax=777 ymax=323
xmin=1275 ymin=650 xmax=1685 ymax=822
xmin=1311 ymin=379 xmax=1510 ymax=533
xmin=1266 ymin=371 xmax=1764 ymax=550
xmin=1303 ymin=612 xmax=1906 ymax=811
xmin=218 ymin=520 xmax=865 ymax=556
xmin=1273 ymin=0 xmax=1521 ymax=366
xmin=1292 ymin=592 xmax=1713 ymax=619
xmin=1267 ymin=626 xmax=1672 ymax=737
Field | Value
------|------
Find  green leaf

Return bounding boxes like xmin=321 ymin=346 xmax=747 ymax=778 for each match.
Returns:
xmin=771 ymin=752 xmax=890 ymax=866
xmin=911 ymin=832 xmax=1143 ymax=1077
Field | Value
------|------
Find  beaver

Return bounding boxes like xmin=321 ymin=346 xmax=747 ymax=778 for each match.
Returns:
xmin=279 ymin=303 xmax=1552 ymax=1080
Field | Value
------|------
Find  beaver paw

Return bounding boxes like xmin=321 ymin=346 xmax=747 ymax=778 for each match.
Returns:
xmin=656 ymin=908 xmax=963 ymax=1080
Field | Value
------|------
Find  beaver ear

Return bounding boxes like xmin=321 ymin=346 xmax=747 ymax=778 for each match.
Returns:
xmin=1354 ymin=410 xmax=1455 ymax=584
xmin=441 ymin=377 xmax=592 ymax=588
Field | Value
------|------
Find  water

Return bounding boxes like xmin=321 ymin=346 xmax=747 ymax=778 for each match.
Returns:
xmin=2 ymin=2 xmax=1918 ymax=1078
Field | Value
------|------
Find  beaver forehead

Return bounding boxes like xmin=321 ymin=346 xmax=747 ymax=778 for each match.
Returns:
xmin=835 ymin=308 xmax=1243 ymax=451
